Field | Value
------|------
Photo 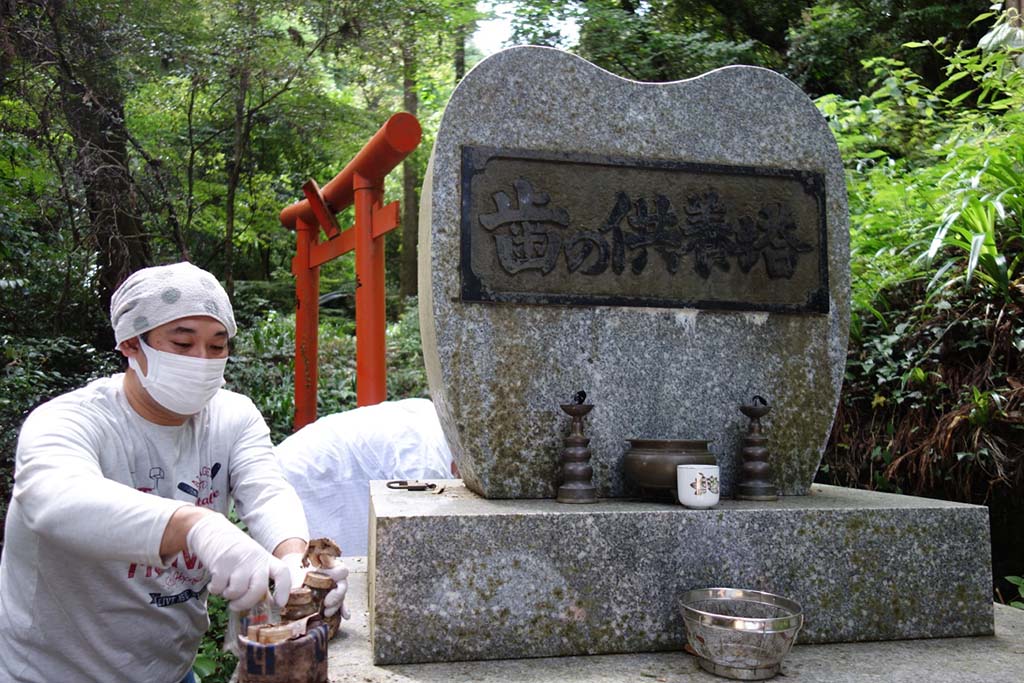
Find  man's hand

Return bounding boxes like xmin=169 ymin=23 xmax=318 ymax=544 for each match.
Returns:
xmin=320 ymin=558 xmax=350 ymax=620
xmin=281 ymin=553 xmax=351 ymax=620
xmin=186 ymin=513 xmax=289 ymax=611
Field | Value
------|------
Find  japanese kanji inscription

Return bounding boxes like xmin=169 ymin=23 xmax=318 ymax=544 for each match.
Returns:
xmin=460 ymin=146 xmax=829 ymax=313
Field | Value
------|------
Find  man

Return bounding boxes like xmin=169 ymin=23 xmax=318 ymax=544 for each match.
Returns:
xmin=0 ymin=262 xmax=348 ymax=683
xmin=275 ymin=398 xmax=455 ymax=556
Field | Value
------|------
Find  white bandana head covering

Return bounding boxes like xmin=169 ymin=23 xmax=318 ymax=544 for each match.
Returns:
xmin=110 ymin=262 xmax=237 ymax=345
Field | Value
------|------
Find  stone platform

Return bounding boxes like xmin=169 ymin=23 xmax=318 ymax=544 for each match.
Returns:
xmin=333 ymin=558 xmax=1024 ymax=683
xmin=368 ymin=482 xmax=992 ymax=665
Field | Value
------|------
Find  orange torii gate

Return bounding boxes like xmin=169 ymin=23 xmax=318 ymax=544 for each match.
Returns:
xmin=279 ymin=112 xmax=421 ymax=431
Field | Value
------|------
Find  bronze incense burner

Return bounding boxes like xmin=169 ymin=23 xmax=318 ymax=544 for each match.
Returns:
xmin=623 ymin=439 xmax=715 ymax=502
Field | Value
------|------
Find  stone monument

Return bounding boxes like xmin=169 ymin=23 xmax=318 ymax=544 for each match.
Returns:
xmin=418 ymin=47 xmax=849 ymax=499
xmin=368 ymin=47 xmax=994 ymax=665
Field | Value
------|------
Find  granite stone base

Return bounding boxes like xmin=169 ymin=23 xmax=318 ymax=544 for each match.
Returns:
xmin=368 ymin=482 xmax=993 ymax=665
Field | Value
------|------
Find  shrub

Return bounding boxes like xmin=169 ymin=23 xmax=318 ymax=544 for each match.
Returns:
xmin=817 ymin=10 xmax=1024 ymax=500
xmin=1007 ymin=576 xmax=1024 ymax=609
xmin=812 ymin=9 xmax=1024 ymax=603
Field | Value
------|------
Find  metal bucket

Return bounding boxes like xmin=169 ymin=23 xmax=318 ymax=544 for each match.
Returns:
xmin=680 ymin=587 xmax=803 ymax=680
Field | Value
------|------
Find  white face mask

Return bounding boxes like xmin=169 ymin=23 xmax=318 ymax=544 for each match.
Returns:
xmin=128 ymin=337 xmax=227 ymax=415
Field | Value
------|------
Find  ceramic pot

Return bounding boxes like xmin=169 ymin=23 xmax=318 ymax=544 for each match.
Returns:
xmin=622 ymin=439 xmax=716 ymax=500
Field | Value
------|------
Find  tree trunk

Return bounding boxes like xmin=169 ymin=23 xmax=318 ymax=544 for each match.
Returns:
xmin=454 ymin=23 xmax=467 ymax=82
xmin=400 ymin=39 xmax=420 ymax=299
xmin=224 ymin=61 xmax=251 ymax=299
xmin=41 ymin=3 xmax=152 ymax=307
xmin=61 ymin=90 xmax=152 ymax=302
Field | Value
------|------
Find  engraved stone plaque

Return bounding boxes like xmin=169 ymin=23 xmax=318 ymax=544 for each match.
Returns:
xmin=461 ymin=146 xmax=829 ymax=313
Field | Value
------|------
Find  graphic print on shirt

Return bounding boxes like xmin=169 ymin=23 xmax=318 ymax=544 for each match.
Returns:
xmin=149 ymin=466 xmax=165 ymax=491
xmin=127 ymin=549 xmax=208 ymax=607
xmin=177 ymin=461 xmax=222 ymax=507
xmin=128 ymin=462 xmax=223 ymax=604
xmin=135 ymin=466 xmax=166 ymax=494
xmin=149 ymin=581 xmax=209 ymax=607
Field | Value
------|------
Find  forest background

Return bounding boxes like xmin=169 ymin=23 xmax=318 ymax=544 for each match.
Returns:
xmin=2 ymin=1 xmax=1024 ymax=680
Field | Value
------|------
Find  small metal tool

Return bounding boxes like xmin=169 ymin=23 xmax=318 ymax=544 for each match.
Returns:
xmin=386 ymin=480 xmax=438 ymax=491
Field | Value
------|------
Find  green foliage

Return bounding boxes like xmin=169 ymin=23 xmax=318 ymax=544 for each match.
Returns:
xmin=1007 ymin=576 xmax=1024 ymax=609
xmin=0 ymin=87 xmax=110 ymax=342
xmin=192 ymin=595 xmax=237 ymax=682
xmin=573 ymin=2 xmax=764 ymax=82
xmin=921 ymin=128 xmax=1024 ymax=301
xmin=228 ymin=310 xmax=302 ymax=443
xmin=826 ymin=287 xmax=1024 ymax=495
xmin=787 ymin=0 xmax=984 ymax=97
xmin=122 ymin=1 xmax=386 ymax=277
xmin=899 ymin=14 xmax=1024 ymax=305
xmin=510 ymin=0 xmax=772 ymax=82
xmin=815 ymin=58 xmax=949 ymax=338
xmin=509 ymin=0 xmax=984 ymax=95
xmin=818 ymin=10 xmax=1024 ymax=517
xmin=787 ymin=2 xmax=876 ymax=96
xmin=385 ymin=298 xmax=431 ymax=402
xmin=2 ymin=0 xmax=467 ymax=308
xmin=232 ymin=280 xmax=298 ymax=328
xmin=815 ymin=17 xmax=1024 ymax=336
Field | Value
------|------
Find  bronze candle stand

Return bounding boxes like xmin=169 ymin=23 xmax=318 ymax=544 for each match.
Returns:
xmin=557 ymin=392 xmax=597 ymax=504
xmin=736 ymin=395 xmax=778 ymax=501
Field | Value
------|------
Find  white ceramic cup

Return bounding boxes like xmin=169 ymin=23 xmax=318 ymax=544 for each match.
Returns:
xmin=677 ymin=464 xmax=720 ymax=508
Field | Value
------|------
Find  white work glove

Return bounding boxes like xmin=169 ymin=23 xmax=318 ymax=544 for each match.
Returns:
xmin=282 ymin=553 xmax=352 ymax=620
xmin=186 ymin=513 xmax=290 ymax=612
xmin=321 ymin=558 xmax=350 ymax=620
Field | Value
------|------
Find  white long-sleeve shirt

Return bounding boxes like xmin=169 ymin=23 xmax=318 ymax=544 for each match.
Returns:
xmin=0 ymin=374 xmax=309 ymax=683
